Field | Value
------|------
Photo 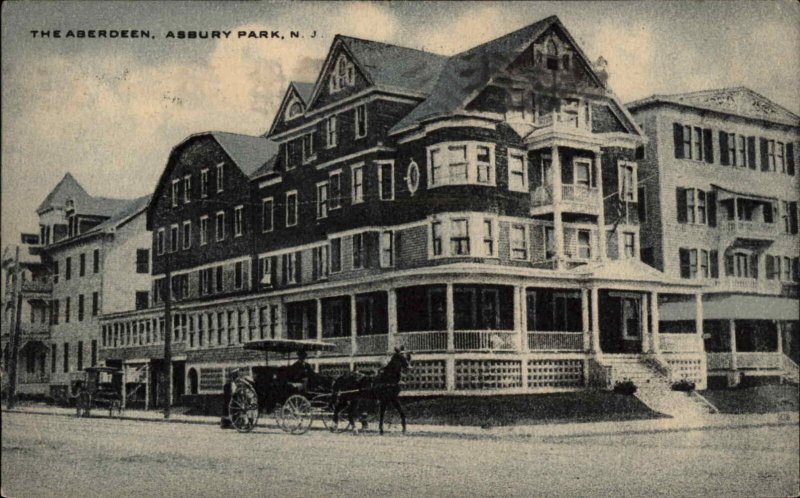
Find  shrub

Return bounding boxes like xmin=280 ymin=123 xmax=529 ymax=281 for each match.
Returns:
xmin=672 ymin=379 xmax=696 ymax=392
xmin=613 ymin=379 xmax=637 ymax=395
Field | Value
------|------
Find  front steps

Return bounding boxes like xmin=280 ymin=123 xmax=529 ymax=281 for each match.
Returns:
xmin=602 ymin=354 xmax=718 ymax=419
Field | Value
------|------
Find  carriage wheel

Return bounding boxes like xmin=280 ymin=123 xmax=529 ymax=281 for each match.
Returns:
xmin=109 ymin=399 xmax=123 ymax=418
xmin=230 ymin=385 xmax=260 ymax=433
xmin=76 ymin=391 xmax=92 ymax=418
xmin=281 ymin=395 xmax=312 ymax=435
xmin=312 ymin=393 xmax=337 ymax=432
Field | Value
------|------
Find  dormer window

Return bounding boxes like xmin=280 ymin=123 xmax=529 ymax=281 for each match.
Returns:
xmin=329 ymin=54 xmax=355 ymax=94
xmin=545 ymin=39 xmax=559 ymax=70
xmin=286 ymin=99 xmax=304 ymax=121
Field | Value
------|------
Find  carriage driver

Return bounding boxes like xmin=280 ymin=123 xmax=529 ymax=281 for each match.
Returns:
xmin=287 ymin=350 xmax=315 ymax=388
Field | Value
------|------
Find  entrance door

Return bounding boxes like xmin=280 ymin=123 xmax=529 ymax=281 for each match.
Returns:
xmin=172 ymin=361 xmax=185 ymax=405
xmin=599 ymin=291 xmax=643 ymax=353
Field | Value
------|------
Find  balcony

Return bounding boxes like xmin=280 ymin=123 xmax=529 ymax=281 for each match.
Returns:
xmin=531 ymin=184 xmax=600 ymax=215
xmin=707 ymin=352 xmax=783 ymax=371
xmin=453 ymin=330 xmax=517 ymax=351
xmin=711 ymin=277 xmax=783 ymax=295
xmin=395 ymin=331 xmax=448 ymax=352
xmin=17 ymin=322 xmax=50 ymax=341
xmin=20 ymin=279 xmax=52 ymax=294
xmin=722 ymin=220 xmax=777 ymax=240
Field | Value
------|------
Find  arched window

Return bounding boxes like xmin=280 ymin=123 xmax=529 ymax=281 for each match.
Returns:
xmin=286 ymin=101 xmax=303 ymax=120
xmin=187 ymin=368 xmax=199 ymax=395
xmin=329 ymin=54 xmax=355 ymax=93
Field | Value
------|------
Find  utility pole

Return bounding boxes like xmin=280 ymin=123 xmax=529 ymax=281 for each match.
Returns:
xmin=6 ymin=246 xmax=22 ymax=409
xmin=163 ymin=259 xmax=172 ymax=419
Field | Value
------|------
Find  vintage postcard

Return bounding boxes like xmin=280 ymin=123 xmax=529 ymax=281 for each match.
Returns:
xmin=2 ymin=1 xmax=798 ymax=497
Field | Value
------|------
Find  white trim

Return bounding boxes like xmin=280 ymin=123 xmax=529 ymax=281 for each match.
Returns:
xmin=426 ymin=141 xmax=497 ymax=189
xmin=301 ymin=132 xmax=316 ymax=165
xmin=156 ymin=228 xmax=165 ymax=255
xmin=261 ymin=197 xmax=274 ymax=233
xmin=509 ymin=223 xmax=529 ymax=261
xmin=285 ymin=190 xmax=298 ymax=227
xmin=354 ymin=103 xmax=368 ymax=140
xmin=200 ymin=168 xmax=209 ymax=198
xmin=199 ymin=215 xmax=209 ymax=246
xmin=182 ymin=220 xmax=192 ymax=250
xmin=379 ymin=229 xmax=395 ymax=268
xmin=351 ymin=163 xmax=364 ymax=204
xmin=171 ymin=179 xmax=180 ymax=208
xmin=152 ymin=255 xmax=252 ymax=280
xmin=315 ymin=146 xmax=395 ymax=171
xmin=233 ymin=205 xmax=244 ymax=238
xmin=257 ymin=176 xmax=282 ymax=189
xmin=328 ymin=169 xmax=342 ymax=210
xmin=215 ymin=211 xmax=225 ymax=241
xmin=618 ymin=160 xmax=638 ymax=202
xmin=396 ymin=118 xmax=499 ymax=144
xmin=391 ymin=113 xmax=502 ymax=138
xmin=325 ymin=115 xmax=338 ymax=149
xmin=169 ymin=223 xmax=179 ymax=253
xmin=316 ymin=180 xmax=329 ymax=219
xmin=507 ymin=148 xmax=529 ymax=192
xmin=216 ymin=163 xmax=225 ymax=193
xmin=376 ymin=160 xmax=395 ymax=201
xmin=183 ymin=175 xmax=191 ymax=204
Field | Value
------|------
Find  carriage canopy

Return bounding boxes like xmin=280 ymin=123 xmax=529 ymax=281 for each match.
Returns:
xmin=242 ymin=338 xmax=336 ymax=353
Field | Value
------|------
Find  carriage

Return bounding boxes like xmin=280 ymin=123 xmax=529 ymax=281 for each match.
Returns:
xmin=72 ymin=366 xmax=124 ymax=418
xmin=227 ymin=338 xmax=339 ymax=434
xmin=228 ymin=338 xmax=410 ymax=435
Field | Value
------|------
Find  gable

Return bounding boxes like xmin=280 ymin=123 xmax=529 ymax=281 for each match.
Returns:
xmin=670 ymin=88 xmax=800 ymax=126
xmin=308 ymin=43 xmax=372 ymax=111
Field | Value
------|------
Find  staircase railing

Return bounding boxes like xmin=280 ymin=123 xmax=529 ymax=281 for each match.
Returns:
xmin=643 ymin=354 xmax=674 ymax=384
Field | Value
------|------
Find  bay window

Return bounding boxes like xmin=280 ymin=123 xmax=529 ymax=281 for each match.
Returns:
xmin=450 ymin=218 xmax=470 ymax=256
xmin=426 ymin=142 xmax=496 ymax=188
xmin=508 ymin=149 xmax=528 ymax=192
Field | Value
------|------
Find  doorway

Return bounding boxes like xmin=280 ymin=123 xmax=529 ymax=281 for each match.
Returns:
xmin=599 ymin=291 xmax=643 ymax=353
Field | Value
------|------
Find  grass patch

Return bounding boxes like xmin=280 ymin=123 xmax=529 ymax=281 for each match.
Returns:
xmin=378 ymin=391 xmax=662 ymax=427
xmin=701 ymin=383 xmax=799 ymax=414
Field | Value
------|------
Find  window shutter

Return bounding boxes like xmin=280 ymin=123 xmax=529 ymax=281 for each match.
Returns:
xmin=725 ymin=254 xmax=734 ymax=276
xmin=747 ymin=137 xmax=757 ymax=169
xmin=676 ymin=188 xmax=687 ymax=223
xmin=789 ymin=201 xmax=798 ymax=234
xmin=710 ymin=250 xmax=719 ymax=278
xmin=295 ymin=252 xmax=302 ymax=283
xmin=719 ymin=132 xmax=729 ymax=165
xmin=787 ymin=143 xmax=795 ymax=175
xmin=673 ymin=123 xmax=684 ymax=159
xmin=271 ymin=256 xmax=278 ymax=285
xmin=703 ymin=128 xmax=714 ymax=163
xmin=764 ymin=202 xmax=774 ymax=223
xmin=749 ymin=254 xmax=759 ymax=279
xmin=281 ymin=255 xmax=288 ymax=285
xmin=765 ymin=255 xmax=775 ymax=280
xmin=706 ymin=191 xmax=717 ymax=227
xmin=793 ymin=257 xmax=799 ymax=282
xmin=760 ymin=138 xmax=769 ymax=171
xmin=679 ymin=248 xmax=690 ymax=278
xmin=312 ymin=249 xmax=318 ymax=280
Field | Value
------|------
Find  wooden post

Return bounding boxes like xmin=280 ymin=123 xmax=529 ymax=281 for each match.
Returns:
xmin=651 ymin=291 xmax=660 ymax=354
xmin=519 ymin=286 xmax=529 ymax=352
xmin=349 ymin=294 xmax=357 ymax=357
xmin=641 ymin=293 xmax=650 ymax=353
xmin=581 ymin=288 xmax=590 ymax=352
xmin=590 ymin=287 xmax=601 ymax=356
xmin=551 ymin=145 xmax=564 ymax=269
xmin=387 ymin=288 xmax=397 ymax=352
xmin=446 ymin=283 xmax=455 ymax=351
xmin=695 ymin=293 xmax=704 ymax=352
xmin=595 ymin=151 xmax=606 ymax=261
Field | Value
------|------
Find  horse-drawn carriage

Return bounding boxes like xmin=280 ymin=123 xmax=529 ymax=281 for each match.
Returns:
xmin=227 ymin=338 xmax=411 ymax=435
xmin=72 ymin=366 xmax=123 ymax=418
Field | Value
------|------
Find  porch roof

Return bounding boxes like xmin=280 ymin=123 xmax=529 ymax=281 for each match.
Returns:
xmin=661 ymin=294 xmax=800 ymax=321
xmin=568 ymin=259 xmax=699 ymax=288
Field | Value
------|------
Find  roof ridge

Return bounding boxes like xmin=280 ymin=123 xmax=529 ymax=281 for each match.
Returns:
xmin=336 ymin=34 xmax=447 ymax=57
xmin=454 ymin=15 xmax=558 ymax=57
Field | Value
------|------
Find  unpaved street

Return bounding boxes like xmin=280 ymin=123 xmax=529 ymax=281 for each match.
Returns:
xmin=2 ymin=411 xmax=798 ymax=497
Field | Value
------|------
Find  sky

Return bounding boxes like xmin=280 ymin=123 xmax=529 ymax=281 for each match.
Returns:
xmin=2 ymin=0 xmax=799 ymax=246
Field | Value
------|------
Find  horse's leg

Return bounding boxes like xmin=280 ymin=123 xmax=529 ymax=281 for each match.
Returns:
xmin=392 ymin=398 xmax=407 ymax=433
xmin=379 ymin=399 xmax=387 ymax=435
xmin=349 ymin=398 xmax=360 ymax=434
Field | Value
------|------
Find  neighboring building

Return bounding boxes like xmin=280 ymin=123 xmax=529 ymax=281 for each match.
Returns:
xmin=100 ymin=16 xmax=706 ymax=405
xmin=628 ymin=87 xmax=800 ymax=386
xmin=35 ymin=173 xmax=152 ymax=399
xmin=2 ymin=234 xmax=52 ymax=395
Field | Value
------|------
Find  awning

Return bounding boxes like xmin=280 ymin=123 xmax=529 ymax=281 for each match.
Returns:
xmin=660 ymin=294 xmax=799 ymax=321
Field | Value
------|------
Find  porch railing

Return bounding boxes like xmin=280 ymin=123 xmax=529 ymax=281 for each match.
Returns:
xmin=395 ymin=331 xmax=448 ymax=352
xmin=453 ymin=330 xmax=517 ymax=351
xmin=320 ymin=336 xmax=352 ymax=357
xmin=355 ymin=334 xmax=388 ymax=355
xmin=658 ymin=334 xmax=702 ymax=353
xmin=723 ymin=220 xmax=776 ymax=238
xmin=706 ymin=352 xmax=733 ymax=370
xmin=18 ymin=372 xmax=50 ymax=384
xmin=528 ymin=331 xmax=584 ymax=351
xmin=562 ymin=185 xmax=598 ymax=204
xmin=736 ymin=352 xmax=782 ymax=370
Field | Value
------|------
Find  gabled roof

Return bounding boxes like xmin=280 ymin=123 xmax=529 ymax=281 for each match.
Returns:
xmin=390 ymin=16 xmax=610 ymax=134
xmin=568 ymin=258 xmax=699 ymax=287
xmin=627 ymin=87 xmax=800 ymax=127
xmin=91 ymin=195 xmax=151 ymax=233
xmin=250 ymin=154 xmax=280 ymax=180
xmin=210 ymin=132 xmax=279 ymax=178
xmin=293 ymin=82 xmax=315 ymax=103
xmin=37 ymin=172 xmax=131 ymax=217
xmin=265 ymin=81 xmax=316 ymax=137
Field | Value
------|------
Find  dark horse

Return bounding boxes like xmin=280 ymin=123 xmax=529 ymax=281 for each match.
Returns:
xmin=332 ymin=347 xmax=412 ymax=434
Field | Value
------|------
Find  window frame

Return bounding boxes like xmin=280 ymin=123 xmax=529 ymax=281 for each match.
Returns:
xmin=329 ymin=170 xmax=342 ymax=209
xmin=183 ymin=175 xmax=191 ymax=204
xmin=199 ymin=216 xmax=209 ymax=245
xmin=352 ymin=233 xmax=365 ymax=269
xmin=170 ymin=224 xmax=179 ymax=253
xmin=351 ymin=163 xmax=364 ymax=204
xmin=354 ymin=104 xmax=367 ymax=139
xmin=510 ymin=224 xmax=528 ymax=260
xmin=234 ymin=205 xmax=244 ymax=237
xmin=618 ymin=161 xmax=638 ymax=202
xmin=380 ymin=230 xmax=394 ymax=268
xmin=507 ymin=148 xmax=528 ymax=192
xmin=215 ymin=211 xmax=225 ymax=242
xmin=302 ymin=132 xmax=316 ymax=164
xmin=216 ymin=163 xmax=225 ymax=192
xmin=326 ymin=115 xmax=338 ymax=148
xmin=316 ymin=181 xmax=329 ymax=219
xmin=330 ymin=237 xmax=342 ymax=273
xmin=171 ymin=179 xmax=180 ymax=208
xmin=285 ymin=190 xmax=298 ymax=227
xmin=200 ymin=168 xmax=209 ymax=198
xmin=426 ymin=141 xmax=497 ymax=189
xmin=157 ymin=228 xmax=165 ymax=255
xmin=377 ymin=160 xmax=395 ymax=201
xmin=182 ymin=220 xmax=191 ymax=250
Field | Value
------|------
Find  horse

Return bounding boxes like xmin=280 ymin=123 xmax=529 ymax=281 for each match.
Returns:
xmin=331 ymin=347 xmax=412 ymax=434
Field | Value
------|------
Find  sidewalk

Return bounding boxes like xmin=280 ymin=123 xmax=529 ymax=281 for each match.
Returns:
xmin=4 ymin=402 xmax=797 ymax=439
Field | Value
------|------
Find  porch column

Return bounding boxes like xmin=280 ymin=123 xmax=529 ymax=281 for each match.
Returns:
xmin=581 ymin=289 xmax=590 ymax=352
xmin=695 ymin=293 xmax=704 ymax=351
xmin=315 ymin=299 xmax=323 ymax=358
xmin=641 ymin=293 xmax=651 ymax=353
xmin=387 ymin=288 xmax=397 ymax=352
xmin=650 ymin=291 xmax=660 ymax=354
xmin=514 ymin=285 xmax=524 ymax=352
xmin=121 ymin=362 xmax=127 ymax=410
xmin=446 ymin=283 xmax=455 ymax=351
xmin=590 ymin=287 xmax=601 ymax=355
xmin=776 ymin=321 xmax=783 ymax=355
xmin=594 ymin=150 xmax=607 ymax=261
xmin=729 ymin=319 xmax=738 ymax=372
xmin=551 ymin=145 xmax=564 ymax=269
xmin=144 ymin=364 xmax=149 ymax=410
xmin=350 ymin=294 xmax=357 ymax=357
xmin=519 ymin=286 xmax=529 ymax=352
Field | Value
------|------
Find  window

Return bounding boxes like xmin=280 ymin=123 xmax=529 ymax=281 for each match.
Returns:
xmin=622 ymin=232 xmax=636 ymax=259
xmin=182 ymin=221 xmax=191 ymax=249
xmin=78 ymin=294 xmax=84 ymax=321
xmin=53 ymin=261 xmax=59 ymax=284
xmin=287 ymin=101 xmax=303 ymax=120
xmin=545 ymin=226 xmax=555 ymax=260
xmin=329 ymin=171 xmax=342 ymax=209
xmin=351 ymin=164 xmax=364 ymax=204
xmin=92 ymin=292 xmax=99 ymax=315
xmin=431 ymin=221 xmax=442 ymax=256
xmin=777 ymin=142 xmax=785 ymax=173
xmin=352 ymin=233 xmax=365 ymax=269
xmin=326 ymin=115 xmax=338 ymax=148
xmin=65 ymin=297 xmax=71 ymax=323
xmin=508 ymin=150 xmax=527 ymax=192
xmin=573 ymin=159 xmax=591 ymax=187
xmin=302 ymin=133 xmax=315 ymax=163
xmin=283 ymin=253 xmax=297 ymax=284
xmin=234 ymin=205 xmax=244 ymax=237
xmin=618 ymin=161 xmax=637 ymax=201
xmin=286 ymin=191 xmax=298 ymax=227
xmin=216 ymin=266 xmax=223 ymax=292
xmin=92 ymin=249 xmax=99 ymax=273
xmin=183 ymin=175 xmax=191 ymax=203
xmin=697 ymin=190 xmax=707 ymax=225
xmin=171 ymin=179 xmax=180 ymax=207
xmin=380 ymin=231 xmax=394 ymax=267
xmin=737 ymin=135 xmax=748 ymax=167
xmin=767 ymin=139 xmax=776 ymax=171
xmin=427 ymin=142 xmax=496 ymax=188
xmin=676 ymin=187 xmax=715 ymax=226
xmin=170 ymin=224 xmax=179 ymax=252
xmin=577 ymin=230 xmax=592 ymax=259
xmin=234 ymin=261 xmax=244 ymax=289
xmin=316 ymin=182 xmax=329 ymax=219
xmin=200 ymin=216 xmax=209 ymax=245
xmin=79 ymin=253 xmax=85 ymax=277
xmin=355 ymin=104 xmax=367 ymax=139
xmin=682 ymin=125 xmax=692 ymax=158
xmin=91 ymin=340 xmax=97 ymax=367
xmin=674 ymin=124 xmax=712 ymax=162
xmin=450 ymin=218 xmax=470 ymax=256
xmin=215 ymin=212 xmax=225 ymax=241
xmin=135 ymin=291 xmax=149 ymax=310
xmin=200 ymin=169 xmax=209 ymax=198
xmin=510 ymin=225 xmax=527 ymax=260
xmin=314 ymin=245 xmax=329 ymax=279
xmin=65 ymin=257 xmax=72 ymax=280
xmin=216 ymin=163 xmax=224 ymax=192
xmin=136 ymin=249 xmax=149 ymax=273
xmin=261 ymin=198 xmax=274 ymax=232
xmin=329 ymin=54 xmax=354 ymax=93
xmin=157 ymin=229 xmax=165 ymax=255
xmin=783 ymin=256 xmax=792 ymax=281
xmin=63 ymin=343 xmax=69 ymax=373
xmin=199 ymin=267 xmax=213 ymax=295
xmin=483 ymin=219 xmax=495 ymax=257
xmin=378 ymin=161 xmax=394 ymax=200
xmin=330 ymin=238 xmax=342 ymax=273
xmin=285 ymin=140 xmax=297 ymax=171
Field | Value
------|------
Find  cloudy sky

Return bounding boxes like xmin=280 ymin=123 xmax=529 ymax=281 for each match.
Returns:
xmin=2 ymin=0 xmax=799 ymax=244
